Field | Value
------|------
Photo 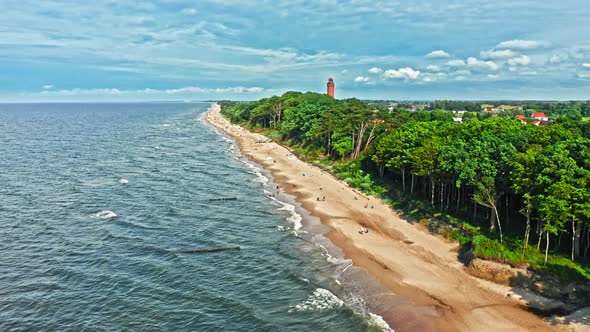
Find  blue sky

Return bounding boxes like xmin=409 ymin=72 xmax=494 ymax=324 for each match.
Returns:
xmin=2 ymin=0 xmax=590 ymax=101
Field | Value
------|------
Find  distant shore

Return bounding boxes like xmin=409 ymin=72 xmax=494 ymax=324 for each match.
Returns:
xmin=205 ymin=103 xmax=565 ymax=332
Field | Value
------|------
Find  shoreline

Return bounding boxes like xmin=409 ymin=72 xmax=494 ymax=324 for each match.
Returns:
xmin=205 ymin=104 xmax=564 ymax=331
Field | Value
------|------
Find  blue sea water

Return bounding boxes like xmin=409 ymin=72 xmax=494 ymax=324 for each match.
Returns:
xmin=0 ymin=103 xmax=394 ymax=331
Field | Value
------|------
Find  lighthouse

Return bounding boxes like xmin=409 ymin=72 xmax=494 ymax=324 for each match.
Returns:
xmin=327 ymin=76 xmax=335 ymax=98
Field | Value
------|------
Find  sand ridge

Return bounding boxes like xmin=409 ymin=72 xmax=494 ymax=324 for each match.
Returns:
xmin=206 ymin=104 xmax=567 ymax=332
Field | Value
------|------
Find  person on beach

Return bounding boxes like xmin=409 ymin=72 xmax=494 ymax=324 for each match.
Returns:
xmin=364 ymin=203 xmax=368 ymax=208
xmin=322 ymin=196 xmax=325 ymax=201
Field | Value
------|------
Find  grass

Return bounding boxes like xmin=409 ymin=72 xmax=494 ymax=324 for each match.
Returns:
xmin=471 ymin=234 xmax=590 ymax=282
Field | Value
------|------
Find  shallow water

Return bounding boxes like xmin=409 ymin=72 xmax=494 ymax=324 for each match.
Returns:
xmin=0 ymin=103 xmax=394 ymax=331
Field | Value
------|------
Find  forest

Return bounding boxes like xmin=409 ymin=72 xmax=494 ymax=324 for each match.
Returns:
xmin=219 ymin=92 xmax=590 ymax=282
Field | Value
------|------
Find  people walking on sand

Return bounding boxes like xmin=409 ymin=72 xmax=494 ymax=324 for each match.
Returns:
xmin=364 ymin=203 xmax=368 ymax=208
xmin=322 ymin=196 xmax=325 ymax=201
xmin=320 ymin=185 xmax=323 ymax=190
xmin=317 ymin=197 xmax=320 ymax=201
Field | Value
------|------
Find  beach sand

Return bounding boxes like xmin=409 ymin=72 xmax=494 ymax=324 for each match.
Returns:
xmin=205 ymin=104 xmax=568 ymax=331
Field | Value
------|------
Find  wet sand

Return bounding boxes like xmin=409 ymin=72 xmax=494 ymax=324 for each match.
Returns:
xmin=206 ymin=104 xmax=567 ymax=331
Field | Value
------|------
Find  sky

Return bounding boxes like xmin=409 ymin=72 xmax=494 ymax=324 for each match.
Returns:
xmin=2 ymin=0 xmax=590 ymax=101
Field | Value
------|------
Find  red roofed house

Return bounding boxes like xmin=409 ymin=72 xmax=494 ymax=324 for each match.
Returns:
xmin=372 ymin=118 xmax=385 ymax=124
xmin=515 ymin=114 xmax=527 ymax=124
xmin=531 ymin=112 xmax=548 ymax=121
xmin=531 ymin=120 xmax=541 ymax=126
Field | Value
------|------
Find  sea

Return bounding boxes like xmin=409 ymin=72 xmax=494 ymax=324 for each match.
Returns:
xmin=0 ymin=102 xmax=397 ymax=331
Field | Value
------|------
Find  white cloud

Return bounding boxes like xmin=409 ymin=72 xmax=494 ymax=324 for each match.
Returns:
xmin=354 ymin=76 xmax=370 ymax=82
xmin=466 ymin=57 xmax=499 ymax=70
xmin=181 ymin=8 xmax=198 ymax=15
xmin=577 ymin=73 xmax=590 ymax=80
xmin=42 ymin=85 xmax=53 ymax=89
xmin=495 ymin=39 xmax=548 ymax=50
xmin=38 ymin=86 xmax=268 ymax=96
xmin=425 ymin=65 xmax=440 ymax=71
xmin=341 ymin=69 xmax=348 ymax=74
xmin=507 ymin=55 xmax=531 ymax=66
xmin=480 ymin=49 xmax=518 ymax=60
xmin=426 ymin=50 xmax=450 ymax=58
xmin=447 ymin=59 xmax=466 ymax=67
xmin=487 ymin=74 xmax=499 ymax=79
xmin=582 ymin=63 xmax=590 ymax=68
xmin=549 ymin=54 xmax=567 ymax=64
xmin=453 ymin=70 xmax=472 ymax=76
xmin=383 ymin=67 xmax=420 ymax=80
xmin=368 ymin=67 xmax=382 ymax=74
xmin=420 ymin=72 xmax=448 ymax=82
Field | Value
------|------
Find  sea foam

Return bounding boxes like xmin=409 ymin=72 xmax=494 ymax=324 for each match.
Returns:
xmin=93 ymin=210 xmax=117 ymax=220
xmin=367 ymin=313 xmax=396 ymax=332
xmin=288 ymin=288 xmax=343 ymax=313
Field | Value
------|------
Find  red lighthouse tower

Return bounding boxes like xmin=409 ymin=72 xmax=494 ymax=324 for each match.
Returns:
xmin=327 ymin=76 xmax=335 ymax=98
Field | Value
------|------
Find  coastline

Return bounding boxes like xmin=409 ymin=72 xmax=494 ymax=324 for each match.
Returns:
xmin=205 ymin=104 xmax=564 ymax=331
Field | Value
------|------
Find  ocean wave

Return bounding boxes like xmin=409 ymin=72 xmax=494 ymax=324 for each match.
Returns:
xmin=367 ymin=313 xmax=396 ymax=332
xmin=119 ymin=178 xmax=129 ymax=184
xmin=275 ymin=225 xmax=289 ymax=232
xmin=265 ymin=194 xmax=302 ymax=230
xmin=92 ymin=210 xmax=117 ymax=220
xmin=313 ymin=238 xmax=352 ymax=268
xmin=288 ymin=288 xmax=343 ymax=313
xmin=244 ymin=162 xmax=269 ymax=185
xmin=277 ymin=203 xmax=302 ymax=230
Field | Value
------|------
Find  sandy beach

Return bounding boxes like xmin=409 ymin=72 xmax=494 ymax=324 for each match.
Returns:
xmin=205 ymin=104 xmax=566 ymax=331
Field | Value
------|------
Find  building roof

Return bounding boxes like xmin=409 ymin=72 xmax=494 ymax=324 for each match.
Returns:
xmin=515 ymin=114 xmax=526 ymax=120
xmin=532 ymin=112 xmax=547 ymax=118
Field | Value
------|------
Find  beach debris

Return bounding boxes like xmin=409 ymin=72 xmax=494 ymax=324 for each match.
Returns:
xmin=176 ymin=246 xmax=241 ymax=254
xmin=208 ymin=197 xmax=238 ymax=201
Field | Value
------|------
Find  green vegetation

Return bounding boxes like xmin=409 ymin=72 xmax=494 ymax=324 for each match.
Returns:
xmin=219 ymin=93 xmax=590 ymax=283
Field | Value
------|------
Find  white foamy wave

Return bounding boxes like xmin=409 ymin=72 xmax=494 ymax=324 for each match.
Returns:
xmin=93 ymin=210 xmax=117 ymax=219
xmin=276 ymin=225 xmax=290 ymax=232
xmin=316 ymin=242 xmax=352 ymax=267
xmin=252 ymin=170 xmax=269 ymax=185
xmin=275 ymin=200 xmax=302 ymax=230
xmin=119 ymin=179 xmax=128 ymax=184
xmin=367 ymin=313 xmax=396 ymax=332
xmin=241 ymin=160 xmax=268 ymax=185
xmin=288 ymin=288 xmax=343 ymax=313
